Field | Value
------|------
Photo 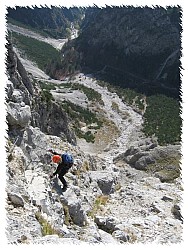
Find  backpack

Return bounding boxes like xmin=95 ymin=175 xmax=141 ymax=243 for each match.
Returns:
xmin=62 ymin=153 xmax=74 ymax=168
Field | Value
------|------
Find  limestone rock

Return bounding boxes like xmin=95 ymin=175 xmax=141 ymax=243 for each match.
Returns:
xmin=98 ymin=229 xmax=120 ymax=244
xmin=89 ymin=171 xmax=115 ymax=194
xmin=60 ymin=189 xmax=87 ymax=226
xmin=171 ymin=205 xmax=183 ymax=222
xmin=7 ymin=193 xmax=24 ymax=207
xmin=135 ymin=155 xmax=155 ymax=170
xmin=11 ymin=89 xmax=24 ymax=103
xmin=7 ymin=102 xmax=31 ymax=127
xmin=6 ymin=80 xmax=14 ymax=99
xmin=112 ymin=230 xmax=130 ymax=242
xmin=31 ymin=235 xmax=82 ymax=244
xmin=5 ymin=29 xmax=182 ymax=245
xmin=114 ymin=142 xmax=180 ymax=183
xmin=94 ymin=216 xmax=119 ymax=233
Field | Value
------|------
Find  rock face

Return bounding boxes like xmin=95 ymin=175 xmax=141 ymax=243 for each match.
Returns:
xmin=60 ymin=189 xmax=87 ymax=226
xmin=7 ymin=102 xmax=31 ymax=128
xmin=6 ymin=40 xmax=76 ymax=144
xmin=5 ymin=36 xmax=182 ymax=245
xmin=31 ymin=97 xmax=76 ymax=144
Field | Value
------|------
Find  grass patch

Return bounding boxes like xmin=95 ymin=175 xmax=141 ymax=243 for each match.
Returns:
xmin=63 ymin=205 xmax=72 ymax=226
xmin=146 ymin=155 xmax=181 ymax=182
xmin=38 ymin=81 xmax=56 ymax=91
xmin=87 ymin=195 xmax=109 ymax=218
xmin=124 ymin=229 xmax=137 ymax=243
xmin=10 ymin=31 xmax=61 ymax=70
xmin=146 ymin=156 xmax=181 ymax=172
xmin=111 ymin=101 xmax=120 ymax=112
xmin=62 ymin=100 xmax=103 ymax=143
xmin=115 ymin=182 xmax=122 ymax=191
xmin=154 ymin=169 xmax=180 ymax=183
xmin=82 ymin=160 xmax=90 ymax=172
xmin=73 ymin=160 xmax=90 ymax=178
xmin=35 ymin=212 xmax=63 ymax=237
xmin=72 ymin=83 xmax=104 ymax=105
xmin=40 ymin=89 xmax=55 ymax=103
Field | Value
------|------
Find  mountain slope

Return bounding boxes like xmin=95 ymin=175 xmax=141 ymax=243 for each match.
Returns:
xmin=56 ymin=6 xmax=181 ymax=98
xmin=8 ymin=11 xmax=182 ymax=146
xmin=7 ymin=6 xmax=84 ymax=39
xmin=5 ymin=6 xmax=183 ymax=245
xmin=6 ymin=36 xmax=183 ymax=245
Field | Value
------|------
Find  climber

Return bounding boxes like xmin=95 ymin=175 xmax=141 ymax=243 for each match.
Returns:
xmin=48 ymin=149 xmax=74 ymax=192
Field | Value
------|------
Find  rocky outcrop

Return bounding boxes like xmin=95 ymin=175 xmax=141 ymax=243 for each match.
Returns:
xmin=94 ymin=216 xmax=119 ymax=233
xmin=6 ymin=107 xmax=183 ymax=245
xmin=89 ymin=171 xmax=116 ymax=194
xmin=114 ymin=138 xmax=181 ymax=182
xmin=7 ymin=102 xmax=31 ymax=128
xmin=6 ymin=40 xmax=76 ymax=144
xmin=6 ymin=41 xmax=33 ymax=102
xmin=7 ymin=193 xmax=25 ymax=207
xmin=60 ymin=189 xmax=87 ymax=226
xmin=31 ymin=96 xmax=76 ymax=144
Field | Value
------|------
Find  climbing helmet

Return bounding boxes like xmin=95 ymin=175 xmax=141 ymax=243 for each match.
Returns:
xmin=52 ymin=155 xmax=62 ymax=163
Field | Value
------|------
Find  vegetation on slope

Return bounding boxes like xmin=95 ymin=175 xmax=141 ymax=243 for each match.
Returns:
xmin=38 ymin=80 xmax=104 ymax=105
xmin=62 ymin=100 xmax=103 ymax=143
xmin=97 ymin=80 xmax=181 ymax=146
xmin=7 ymin=6 xmax=85 ymax=39
xmin=46 ymin=41 xmax=81 ymax=79
xmin=7 ymin=6 xmax=181 ymax=146
xmin=10 ymin=28 xmax=182 ymax=146
xmin=146 ymin=155 xmax=181 ymax=183
xmin=143 ymin=94 xmax=181 ymax=145
xmin=11 ymin=32 xmax=61 ymax=70
xmin=43 ymin=6 xmax=181 ymax=98
xmin=70 ymin=82 xmax=104 ymax=105
xmin=8 ymin=17 xmax=51 ymax=38
xmin=40 ymin=78 xmax=181 ymax=146
xmin=97 ymin=80 xmax=145 ymax=112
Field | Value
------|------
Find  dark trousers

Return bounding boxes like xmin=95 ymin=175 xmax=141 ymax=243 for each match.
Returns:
xmin=58 ymin=168 xmax=69 ymax=187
